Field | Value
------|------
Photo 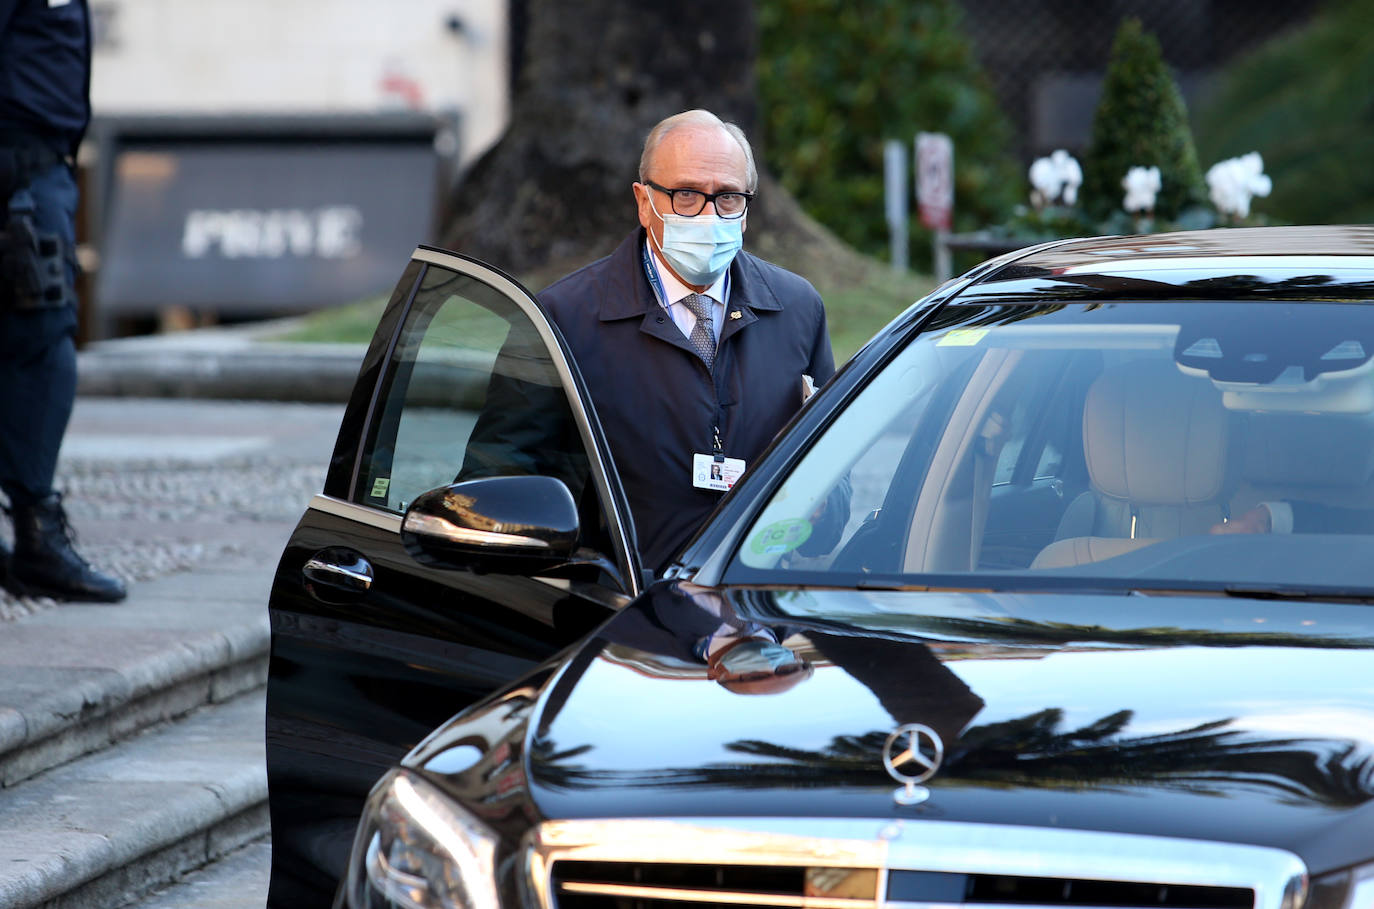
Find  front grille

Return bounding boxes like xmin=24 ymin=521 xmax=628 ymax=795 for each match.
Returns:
xmin=550 ymin=861 xmax=1253 ymax=909
xmin=908 ymin=870 xmax=1252 ymax=908
xmin=552 ymin=861 xmax=864 ymax=909
xmin=553 ymin=861 xmax=798 ymax=909
xmin=529 ymin=820 xmax=1305 ymax=909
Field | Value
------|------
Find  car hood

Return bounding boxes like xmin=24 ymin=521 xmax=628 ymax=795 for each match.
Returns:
xmin=522 ymin=582 xmax=1374 ymax=875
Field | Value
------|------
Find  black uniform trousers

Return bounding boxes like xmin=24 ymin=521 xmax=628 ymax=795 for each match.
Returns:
xmin=0 ymin=160 xmax=79 ymax=508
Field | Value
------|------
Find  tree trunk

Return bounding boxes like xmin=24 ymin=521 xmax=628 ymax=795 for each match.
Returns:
xmin=442 ymin=0 xmax=871 ymax=289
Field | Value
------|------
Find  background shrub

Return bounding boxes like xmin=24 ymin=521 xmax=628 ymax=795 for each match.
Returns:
xmin=756 ymin=0 xmax=1020 ymax=267
xmin=1193 ymin=0 xmax=1374 ymax=225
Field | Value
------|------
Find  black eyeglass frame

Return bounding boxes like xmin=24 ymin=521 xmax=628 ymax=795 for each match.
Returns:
xmin=644 ymin=179 xmax=754 ymax=219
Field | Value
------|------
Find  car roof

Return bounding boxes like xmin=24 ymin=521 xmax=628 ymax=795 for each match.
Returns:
xmin=955 ymin=225 xmax=1374 ymax=305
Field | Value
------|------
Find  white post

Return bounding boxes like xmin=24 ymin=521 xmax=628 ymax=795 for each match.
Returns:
xmin=883 ymin=139 xmax=909 ymax=273
xmin=934 ymin=228 xmax=952 ymax=284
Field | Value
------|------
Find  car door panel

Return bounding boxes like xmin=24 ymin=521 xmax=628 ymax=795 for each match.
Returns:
xmin=265 ymin=251 xmax=638 ymax=907
xmin=267 ymin=512 xmax=588 ymax=902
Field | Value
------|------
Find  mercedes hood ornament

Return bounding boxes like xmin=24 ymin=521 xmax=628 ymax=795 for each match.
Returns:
xmin=882 ymin=723 xmax=944 ymax=805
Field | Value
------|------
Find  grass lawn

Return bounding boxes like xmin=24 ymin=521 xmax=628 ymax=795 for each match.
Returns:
xmin=819 ymin=267 xmax=934 ymax=362
xmin=271 ymin=257 xmax=932 ymax=364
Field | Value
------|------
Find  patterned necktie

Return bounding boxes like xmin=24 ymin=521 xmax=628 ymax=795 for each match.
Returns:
xmin=681 ymin=293 xmax=717 ymax=370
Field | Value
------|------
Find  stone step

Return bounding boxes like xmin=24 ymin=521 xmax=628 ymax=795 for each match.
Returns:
xmin=0 ymin=692 xmax=267 ymax=909
xmin=119 ymin=838 xmax=269 ymax=909
xmin=0 ymin=569 xmax=270 ymax=789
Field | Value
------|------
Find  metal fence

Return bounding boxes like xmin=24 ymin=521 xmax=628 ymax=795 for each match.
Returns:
xmin=954 ymin=0 xmax=1323 ymax=161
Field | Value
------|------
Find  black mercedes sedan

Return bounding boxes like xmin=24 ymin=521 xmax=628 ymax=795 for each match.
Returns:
xmin=266 ymin=225 xmax=1374 ymax=909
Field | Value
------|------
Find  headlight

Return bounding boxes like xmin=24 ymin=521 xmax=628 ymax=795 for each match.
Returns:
xmin=1307 ymin=862 xmax=1374 ymax=909
xmin=345 ymin=769 xmax=501 ymax=909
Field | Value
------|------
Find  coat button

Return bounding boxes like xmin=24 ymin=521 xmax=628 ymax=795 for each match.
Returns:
xmin=656 ymin=316 xmax=665 ymax=323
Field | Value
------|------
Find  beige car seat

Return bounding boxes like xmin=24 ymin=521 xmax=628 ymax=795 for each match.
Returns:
xmin=1032 ymin=358 xmax=1229 ymax=569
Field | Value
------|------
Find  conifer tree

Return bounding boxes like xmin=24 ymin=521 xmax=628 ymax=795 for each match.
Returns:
xmin=1081 ymin=18 xmax=1207 ymax=220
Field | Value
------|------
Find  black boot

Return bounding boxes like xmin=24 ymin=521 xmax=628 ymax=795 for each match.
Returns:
xmin=8 ymin=493 xmax=126 ymax=603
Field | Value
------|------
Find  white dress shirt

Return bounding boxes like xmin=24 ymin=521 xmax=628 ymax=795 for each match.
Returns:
xmin=646 ymin=247 xmax=729 ymax=342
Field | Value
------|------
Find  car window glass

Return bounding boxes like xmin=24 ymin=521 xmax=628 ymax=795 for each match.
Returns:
xmin=991 ymin=412 xmax=1023 ymax=486
xmin=1033 ymin=441 xmax=1063 ymax=480
xmin=994 ymin=396 xmax=1057 ymax=486
xmin=993 ymin=358 xmax=1083 ymax=489
xmin=741 ymin=340 xmax=961 ymax=575
xmin=729 ymin=301 xmax=1374 ymax=594
xmin=353 ymin=263 xmax=611 ymax=552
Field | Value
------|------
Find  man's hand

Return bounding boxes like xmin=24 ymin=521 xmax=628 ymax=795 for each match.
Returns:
xmin=1210 ymin=505 xmax=1272 ymax=535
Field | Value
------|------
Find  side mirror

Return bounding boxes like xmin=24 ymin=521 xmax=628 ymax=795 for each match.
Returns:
xmin=401 ymin=476 xmax=580 ymax=573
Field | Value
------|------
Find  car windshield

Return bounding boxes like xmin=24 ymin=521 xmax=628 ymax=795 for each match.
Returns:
xmin=728 ymin=300 xmax=1374 ymax=596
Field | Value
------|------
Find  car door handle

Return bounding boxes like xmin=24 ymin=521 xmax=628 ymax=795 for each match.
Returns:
xmin=303 ymin=551 xmax=374 ymax=593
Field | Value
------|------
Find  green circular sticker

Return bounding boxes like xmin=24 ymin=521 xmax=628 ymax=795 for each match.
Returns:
xmin=750 ymin=518 xmax=813 ymax=556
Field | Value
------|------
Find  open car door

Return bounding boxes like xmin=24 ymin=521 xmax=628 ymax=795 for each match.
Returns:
xmin=264 ymin=248 xmax=641 ymax=906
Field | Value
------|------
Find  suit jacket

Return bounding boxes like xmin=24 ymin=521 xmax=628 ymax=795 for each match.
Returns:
xmin=1292 ymin=501 xmax=1374 ymax=534
xmin=539 ymin=229 xmax=836 ymax=573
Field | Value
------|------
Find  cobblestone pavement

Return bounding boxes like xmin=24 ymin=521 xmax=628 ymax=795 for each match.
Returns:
xmin=1 ymin=398 xmax=345 ymax=621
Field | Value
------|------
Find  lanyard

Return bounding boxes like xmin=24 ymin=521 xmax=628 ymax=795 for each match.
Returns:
xmin=641 ymin=241 xmax=668 ymax=307
xmin=643 ymin=242 xmax=729 ymax=460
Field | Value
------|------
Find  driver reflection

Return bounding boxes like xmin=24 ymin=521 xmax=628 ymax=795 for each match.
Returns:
xmin=615 ymin=582 xmax=815 ymax=696
xmin=599 ymin=583 xmax=986 ymax=749
xmin=700 ymin=628 xmax=813 ymax=696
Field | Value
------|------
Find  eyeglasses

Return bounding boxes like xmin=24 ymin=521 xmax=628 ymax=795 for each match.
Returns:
xmin=645 ymin=179 xmax=753 ymax=219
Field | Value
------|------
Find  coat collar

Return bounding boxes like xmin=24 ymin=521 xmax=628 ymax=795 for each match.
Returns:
xmin=597 ymin=228 xmax=785 ymax=323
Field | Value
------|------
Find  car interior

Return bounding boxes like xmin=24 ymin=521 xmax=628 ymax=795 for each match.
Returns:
xmin=735 ymin=303 xmax=1374 ymax=586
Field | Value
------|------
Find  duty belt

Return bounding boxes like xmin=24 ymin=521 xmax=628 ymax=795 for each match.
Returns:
xmin=0 ymin=138 xmax=77 ymax=311
xmin=0 ymin=135 xmax=65 ymax=199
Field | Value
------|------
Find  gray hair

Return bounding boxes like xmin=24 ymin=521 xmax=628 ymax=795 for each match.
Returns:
xmin=638 ymin=109 xmax=758 ymax=193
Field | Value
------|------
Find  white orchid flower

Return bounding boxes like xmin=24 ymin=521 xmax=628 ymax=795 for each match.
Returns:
xmin=1029 ymin=157 xmax=1061 ymax=209
xmin=1207 ymin=152 xmax=1272 ymax=219
xmin=1052 ymin=149 xmax=1082 ymax=205
xmin=1122 ymin=166 xmax=1161 ymax=214
xmin=1029 ymin=149 xmax=1082 ymax=208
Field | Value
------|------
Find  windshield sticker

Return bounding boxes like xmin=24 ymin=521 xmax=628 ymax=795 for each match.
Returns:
xmin=750 ymin=518 xmax=813 ymax=556
xmin=936 ymin=328 xmax=989 ymax=347
xmin=370 ymin=477 xmax=390 ymax=498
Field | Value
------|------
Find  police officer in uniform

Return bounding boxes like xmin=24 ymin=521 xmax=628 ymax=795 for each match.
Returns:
xmin=0 ymin=0 xmax=125 ymax=601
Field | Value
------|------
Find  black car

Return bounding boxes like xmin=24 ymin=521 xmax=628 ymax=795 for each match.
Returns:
xmin=266 ymin=225 xmax=1374 ymax=909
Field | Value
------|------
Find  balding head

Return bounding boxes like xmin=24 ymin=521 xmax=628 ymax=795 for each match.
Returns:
xmin=639 ymin=109 xmax=758 ymax=193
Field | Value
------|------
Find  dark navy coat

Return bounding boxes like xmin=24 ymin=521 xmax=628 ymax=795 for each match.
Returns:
xmin=540 ymin=229 xmax=836 ymax=573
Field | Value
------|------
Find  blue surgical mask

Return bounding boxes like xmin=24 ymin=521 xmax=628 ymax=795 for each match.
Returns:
xmin=649 ymin=197 xmax=743 ymax=286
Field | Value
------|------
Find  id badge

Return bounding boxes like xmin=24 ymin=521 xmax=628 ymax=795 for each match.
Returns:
xmin=693 ymin=453 xmax=745 ymax=491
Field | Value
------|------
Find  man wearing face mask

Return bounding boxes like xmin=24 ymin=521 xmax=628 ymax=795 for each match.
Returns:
xmin=536 ymin=109 xmax=838 ymax=574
